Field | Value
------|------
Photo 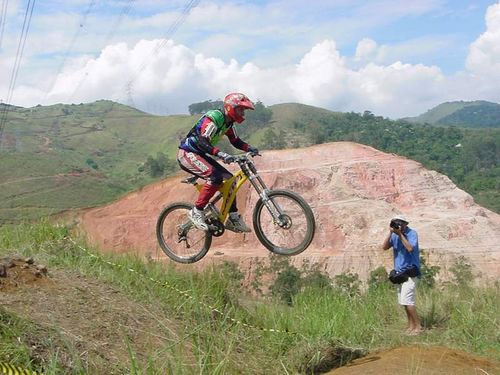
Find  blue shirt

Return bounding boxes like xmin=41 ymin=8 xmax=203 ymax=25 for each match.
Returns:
xmin=390 ymin=227 xmax=420 ymax=273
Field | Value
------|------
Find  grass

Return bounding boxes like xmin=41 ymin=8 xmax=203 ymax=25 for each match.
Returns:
xmin=0 ymin=221 xmax=499 ymax=374
xmin=0 ymin=101 xmax=192 ymax=224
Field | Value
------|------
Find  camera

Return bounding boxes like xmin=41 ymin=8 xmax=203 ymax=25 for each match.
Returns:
xmin=390 ymin=220 xmax=400 ymax=229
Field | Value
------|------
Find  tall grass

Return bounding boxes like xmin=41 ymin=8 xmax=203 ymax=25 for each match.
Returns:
xmin=0 ymin=221 xmax=498 ymax=374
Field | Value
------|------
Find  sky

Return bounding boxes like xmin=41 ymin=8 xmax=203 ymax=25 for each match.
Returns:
xmin=0 ymin=0 xmax=499 ymax=119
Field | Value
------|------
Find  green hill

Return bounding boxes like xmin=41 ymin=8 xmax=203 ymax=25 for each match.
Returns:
xmin=0 ymin=100 xmax=499 ymax=224
xmin=0 ymin=100 xmax=193 ymax=223
xmin=404 ymin=100 xmax=500 ymax=128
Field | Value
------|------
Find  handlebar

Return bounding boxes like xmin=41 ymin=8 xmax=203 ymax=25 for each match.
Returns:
xmin=232 ymin=151 xmax=260 ymax=164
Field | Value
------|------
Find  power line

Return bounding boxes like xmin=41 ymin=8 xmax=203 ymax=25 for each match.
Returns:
xmin=66 ymin=0 xmax=200 ymax=113
xmin=44 ymin=0 xmax=96 ymax=101
xmin=0 ymin=0 xmax=8 ymax=49
xmin=0 ymin=0 xmax=36 ymax=148
xmin=102 ymin=0 xmax=135 ymax=47
xmin=123 ymin=0 xmax=200 ymax=107
xmin=68 ymin=0 xmax=136 ymax=103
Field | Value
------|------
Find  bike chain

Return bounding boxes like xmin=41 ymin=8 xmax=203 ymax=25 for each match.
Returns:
xmin=65 ymin=237 xmax=297 ymax=336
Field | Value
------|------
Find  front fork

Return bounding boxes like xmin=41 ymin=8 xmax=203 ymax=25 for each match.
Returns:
xmin=243 ymin=162 xmax=287 ymax=227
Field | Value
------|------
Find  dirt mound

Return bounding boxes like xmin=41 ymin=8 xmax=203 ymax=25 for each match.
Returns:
xmin=0 ymin=256 xmax=50 ymax=292
xmin=1 ymin=257 xmax=190 ymax=374
xmin=326 ymin=345 xmax=500 ymax=375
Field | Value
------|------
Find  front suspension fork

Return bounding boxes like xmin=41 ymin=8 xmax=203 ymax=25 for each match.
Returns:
xmin=243 ymin=162 xmax=286 ymax=226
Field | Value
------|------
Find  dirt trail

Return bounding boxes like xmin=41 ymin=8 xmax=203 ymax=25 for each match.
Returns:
xmin=0 ymin=256 xmax=191 ymax=374
xmin=327 ymin=345 xmax=499 ymax=374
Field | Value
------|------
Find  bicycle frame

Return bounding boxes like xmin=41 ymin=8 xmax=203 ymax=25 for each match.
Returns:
xmin=188 ymin=153 xmax=286 ymax=226
xmin=195 ymin=168 xmax=248 ymax=222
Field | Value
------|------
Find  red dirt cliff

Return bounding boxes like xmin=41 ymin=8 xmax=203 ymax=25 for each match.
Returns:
xmin=78 ymin=142 xmax=500 ymax=281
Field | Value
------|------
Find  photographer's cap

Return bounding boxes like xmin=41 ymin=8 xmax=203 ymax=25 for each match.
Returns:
xmin=392 ymin=215 xmax=409 ymax=224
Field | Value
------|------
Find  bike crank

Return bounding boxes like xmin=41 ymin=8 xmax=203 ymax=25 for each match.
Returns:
xmin=207 ymin=219 xmax=225 ymax=237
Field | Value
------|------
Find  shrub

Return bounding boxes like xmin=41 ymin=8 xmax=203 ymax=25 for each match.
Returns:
xmin=269 ymin=261 xmax=301 ymax=305
xmin=367 ymin=266 xmax=390 ymax=292
xmin=419 ymin=249 xmax=440 ymax=289
xmin=300 ymin=259 xmax=333 ymax=291
xmin=333 ymin=272 xmax=361 ymax=297
xmin=449 ymin=256 xmax=475 ymax=288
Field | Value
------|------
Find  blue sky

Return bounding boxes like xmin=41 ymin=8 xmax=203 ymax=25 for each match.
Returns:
xmin=1 ymin=0 xmax=499 ymax=118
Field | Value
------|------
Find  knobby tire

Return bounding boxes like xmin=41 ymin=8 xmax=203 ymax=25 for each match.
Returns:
xmin=156 ymin=202 xmax=212 ymax=264
xmin=252 ymin=190 xmax=315 ymax=255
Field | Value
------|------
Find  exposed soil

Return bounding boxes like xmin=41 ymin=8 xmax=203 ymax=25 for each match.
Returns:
xmin=326 ymin=345 xmax=500 ymax=375
xmin=1 ymin=256 xmax=499 ymax=374
xmin=0 ymin=256 xmax=191 ymax=374
xmin=78 ymin=142 xmax=500 ymax=285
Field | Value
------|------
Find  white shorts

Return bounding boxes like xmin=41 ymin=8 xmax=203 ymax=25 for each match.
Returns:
xmin=397 ymin=277 xmax=417 ymax=306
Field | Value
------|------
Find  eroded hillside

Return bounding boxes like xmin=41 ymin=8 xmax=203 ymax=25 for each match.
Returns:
xmin=77 ymin=142 xmax=500 ymax=282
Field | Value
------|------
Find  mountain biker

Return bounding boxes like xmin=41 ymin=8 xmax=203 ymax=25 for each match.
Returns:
xmin=177 ymin=92 xmax=259 ymax=232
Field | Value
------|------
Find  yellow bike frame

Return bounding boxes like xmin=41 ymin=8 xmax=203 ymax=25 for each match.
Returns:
xmin=194 ymin=169 xmax=248 ymax=222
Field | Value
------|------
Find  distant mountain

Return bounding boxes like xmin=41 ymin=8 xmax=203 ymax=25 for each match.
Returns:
xmin=403 ymin=100 xmax=500 ymax=128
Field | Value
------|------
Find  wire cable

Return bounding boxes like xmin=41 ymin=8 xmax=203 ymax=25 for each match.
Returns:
xmin=0 ymin=0 xmax=9 ymax=49
xmin=0 ymin=0 xmax=35 ymax=148
xmin=67 ymin=0 xmax=136 ymax=103
xmin=123 ymin=0 xmax=200 ymax=107
xmin=44 ymin=0 xmax=96 ymax=101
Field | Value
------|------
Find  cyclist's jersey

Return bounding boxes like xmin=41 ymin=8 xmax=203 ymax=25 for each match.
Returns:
xmin=179 ymin=109 xmax=249 ymax=156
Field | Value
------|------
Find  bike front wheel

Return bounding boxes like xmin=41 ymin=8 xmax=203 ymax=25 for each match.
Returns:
xmin=156 ymin=202 xmax=212 ymax=264
xmin=253 ymin=190 xmax=315 ymax=256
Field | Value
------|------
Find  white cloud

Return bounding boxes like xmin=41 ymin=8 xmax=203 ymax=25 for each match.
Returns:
xmin=36 ymin=37 xmax=448 ymax=118
xmin=355 ymin=38 xmax=378 ymax=63
xmin=2 ymin=1 xmax=500 ymax=119
xmin=466 ymin=2 xmax=500 ymax=77
xmin=287 ymin=40 xmax=348 ymax=105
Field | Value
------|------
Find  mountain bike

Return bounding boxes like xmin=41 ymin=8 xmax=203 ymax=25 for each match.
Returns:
xmin=156 ymin=153 xmax=316 ymax=264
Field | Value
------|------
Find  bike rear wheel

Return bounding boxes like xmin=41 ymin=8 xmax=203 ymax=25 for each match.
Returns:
xmin=253 ymin=190 xmax=315 ymax=256
xmin=156 ymin=202 xmax=212 ymax=264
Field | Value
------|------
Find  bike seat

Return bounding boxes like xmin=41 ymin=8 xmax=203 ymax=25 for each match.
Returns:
xmin=181 ymin=176 xmax=199 ymax=184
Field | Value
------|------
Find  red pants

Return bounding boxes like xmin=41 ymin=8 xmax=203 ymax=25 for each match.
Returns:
xmin=177 ymin=149 xmax=236 ymax=211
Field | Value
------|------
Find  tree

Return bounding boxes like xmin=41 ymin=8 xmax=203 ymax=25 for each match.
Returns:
xmin=142 ymin=152 xmax=177 ymax=178
xmin=188 ymin=100 xmax=223 ymax=115
xmin=260 ymin=129 xmax=286 ymax=150
xmin=85 ymin=158 xmax=98 ymax=170
xmin=245 ymin=101 xmax=272 ymax=126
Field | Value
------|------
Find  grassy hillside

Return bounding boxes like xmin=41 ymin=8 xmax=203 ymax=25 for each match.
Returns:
xmin=0 ymin=221 xmax=498 ymax=374
xmin=1 ymin=100 xmax=499 ymax=224
xmin=404 ymin=100 xmax=500 ymax=128
xmin=0 ymin=100 xmax=193 ymax=223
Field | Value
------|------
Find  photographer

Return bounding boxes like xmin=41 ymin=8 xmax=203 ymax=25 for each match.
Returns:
xmin=382 ymin=215 xmax=423 ymax=335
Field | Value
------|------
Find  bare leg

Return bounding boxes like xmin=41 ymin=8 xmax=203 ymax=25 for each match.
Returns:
xmin=403 ymin=307 xmax=412 ymax=332
xmin=405 ymin=305 xmax=422 ymax=333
